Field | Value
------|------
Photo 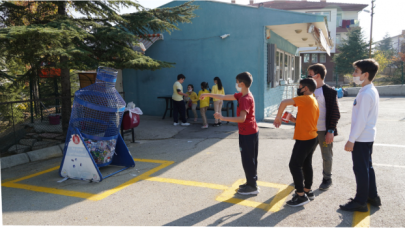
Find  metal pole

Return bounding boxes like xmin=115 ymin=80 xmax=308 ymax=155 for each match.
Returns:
xmin=369 ymin=0 xmax=375 ymax=58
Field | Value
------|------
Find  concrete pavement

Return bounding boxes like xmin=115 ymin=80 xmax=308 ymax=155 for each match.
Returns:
xmin=1 ymin=97 xmax=405 ymax=227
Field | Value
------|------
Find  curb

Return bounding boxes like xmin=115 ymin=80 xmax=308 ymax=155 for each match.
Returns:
xmin=1 ymin=143 xmax=65 ymax=169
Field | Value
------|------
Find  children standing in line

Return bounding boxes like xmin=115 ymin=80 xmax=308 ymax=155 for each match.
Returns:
xmin=185 ymin=84 xmax=199 ymax=122
xmin=307 ymin=63 xmax=341 ymax=191
xmin=273 ymin=78 xmax=319 ymax=207
xmin=211 ymin=77 xmax=225 ymax=127
xmin=198 ymin=82 xmax=210 ymax=129
xmin=201 ymin=72 xmax=259 ymax=195
xmin=340 ymin=59 xmax=381 ymax=212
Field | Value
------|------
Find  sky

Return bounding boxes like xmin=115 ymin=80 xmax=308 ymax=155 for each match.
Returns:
xmin=117 ymin=0 xmax=405 ymax=42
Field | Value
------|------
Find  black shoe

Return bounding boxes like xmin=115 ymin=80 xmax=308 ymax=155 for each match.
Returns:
xmin=367 ymin=196 xmax=381 ymax=207
xmin=304 ymin=190 xmax=315 ymax=200
xmin=238 ymin=183 xmax=259 ymax=190
xmin=237 ymin=185 xmax=259 ymax=195
xmin=212 ymin=123 xmax=219 ymax=127
xmin=339 ymin=198 xmax=368 ymax=212
xmin=218 ymin=122 xmax=222 ymax=126
xmin=286 ymin=191 xmax=310 ymax=207
xmin=319 ymin=178 xmax=332 ymax=191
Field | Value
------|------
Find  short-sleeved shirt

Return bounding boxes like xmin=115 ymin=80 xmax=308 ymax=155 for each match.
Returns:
xmin=198 ymin=89 xmax=210 ymax=108
xmin=292 ymin=95 xmax=319 ymax=140
xmin=172 ymin=81 xmax=183 ymax=101
xmin=211 ymin=85 xmax=225 ymax=101
xmin=234 ymin=92 xmax=258 ymax=135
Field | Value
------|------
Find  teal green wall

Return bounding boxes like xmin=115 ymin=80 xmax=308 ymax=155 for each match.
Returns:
xmin=123 ymin=1 xmax=326 ymax=121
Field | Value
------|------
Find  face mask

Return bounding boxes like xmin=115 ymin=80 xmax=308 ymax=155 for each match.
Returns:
xmin=235 ymin=83 xmax=242 ymax=92
xmin=297 ymin=88 xmax=304 ymax=96
xmin=307 ymin=76 xmax=313 ymax=79
xmin=188 ymin=89 xmax=192 ymax=92
xmin=353 ymin=76 xmax=365 ymax=85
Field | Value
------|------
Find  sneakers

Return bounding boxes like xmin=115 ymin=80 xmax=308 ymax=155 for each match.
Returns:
xmin=213 ymin=123 xmax=220 ymax=127
xmin=201 ymin=125 xmax=208 ymax=129
xmin=339 ymin=198 xmax=368 ymax=212
xmin=237 ymin=185 xmax=260 ymax=195
xmin=173 ymin=122 xmax=179 ymax=126
xmin=181 ymin=122 xmax=190 ymax=126
xmin=319 ymin=178 xmax=332 ymax=191
xmin=304 ymin=190 xmax=315 ymax=200
xmin=368 ymin=196 xmax=382 ymax=207
xmin=286 ymin=191 xmax=310 ymax=207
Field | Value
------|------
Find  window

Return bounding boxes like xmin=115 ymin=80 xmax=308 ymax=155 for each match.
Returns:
xmin=336 ymin=34 xmax=341 ymax=45
xmin=306 ymin=11 xmax=331 ymax=21
xmin=320 ymin=53 xmax=326 ymax=63
xmin=304 ymin=54 xmax=310 ymax=63
xmin=336 ymin=13 xmax=342 ymax=27
xmin=280 ymin=52 xmax=284 ymax=80
xmin=284 ymin=53 xmax=289 ymax=79
xmin=291 ymin=56 xmax=295 ymax=81
xmin=276 ymin=51 xmax=280 ymax=80
xmin=311 ymin=54 xmax=318 ymax=63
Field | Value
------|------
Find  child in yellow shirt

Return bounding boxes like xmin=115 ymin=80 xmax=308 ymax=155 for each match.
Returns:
xmin=198 ymin=82 xmax=210 ymax=129
xmin=212 ymin=77 xmax=225 ymax=126
xmin=185 ymin=84 xmax=199 ymax=121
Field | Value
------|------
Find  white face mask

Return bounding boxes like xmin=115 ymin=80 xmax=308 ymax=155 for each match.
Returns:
xmin=353 ymin=76 xmax=364 ymax=85
xmin=235 ymin=83 xmax=242 ymax=92
xmin=188 ymin=89 xmax=192 ymax=92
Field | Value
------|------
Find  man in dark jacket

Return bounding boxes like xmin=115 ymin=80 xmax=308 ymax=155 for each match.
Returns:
xmin=307 ymin=64 xmax=340 ymax=191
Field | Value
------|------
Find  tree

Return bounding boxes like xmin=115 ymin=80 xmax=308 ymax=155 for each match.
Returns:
xmin=373 ymin=50 xmax=390 ymax=73
xmin=333 ymin=27 xmax=369 ymax=75
xmin=376 ymin=33 xmax=394 ymax=60
xmin=0 ymin=0 xmax=198 ymax=134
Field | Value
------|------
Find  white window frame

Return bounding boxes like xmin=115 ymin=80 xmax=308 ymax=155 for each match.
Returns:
xmin=304 ymin=54 xmax=310 ymax=63
xmin=311 ymin=53 xmax=318 ymax=63
xmin=320 ymin=53 xmax=326 ymax=63
xmin=306 ymin=11 xmax=331 ymax=22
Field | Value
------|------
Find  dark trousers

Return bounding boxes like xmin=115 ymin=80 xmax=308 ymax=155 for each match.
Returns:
xmin=289 ymin=137 xmax=318 ymax=192
xmin=352 ymin=142 xmax=378 ymax=204
xmin=239 ymin=132 xmax=259 ymax=187
xmin=173 ymin=99 xmax=186 ymax=123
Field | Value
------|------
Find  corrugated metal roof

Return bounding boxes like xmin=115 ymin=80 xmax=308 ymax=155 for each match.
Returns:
xmin=250 ymin=1 xmax=368 ymax=11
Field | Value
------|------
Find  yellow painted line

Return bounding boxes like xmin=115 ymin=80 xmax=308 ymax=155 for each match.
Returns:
xmin=216 ymin=179 xmax=295 ymax=213
xmin=88 ymin=161 xmax=174 ymax=201
xmin=265 ymin=184 xmax=295 ymax=212
xmin=3 ymin=166 xmax=60 ymax=184
xmin=2 ymin=182 xmax=95 ymax=199
xmin=145 ymin=177 xmax=229 ymax=190
xmin=352 ymin=204 xmax=371 ymax=227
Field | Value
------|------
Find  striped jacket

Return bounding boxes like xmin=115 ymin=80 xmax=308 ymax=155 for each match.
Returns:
xmin=322 ymin=84 xmax=340 ymax=136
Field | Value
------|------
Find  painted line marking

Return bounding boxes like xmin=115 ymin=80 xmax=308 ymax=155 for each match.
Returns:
xmin=216 ymin=179 xmax=295 ymax=213
xmin=352 ymin=204 xmax=371 ymax=227
xmin=145 ymin=177 xmax=228 ymax=190
xmin=374 ymin=163 xmax=405 ymax=168
xmin=1 ymin=159 xmax=173 ymax=201
xmin=374 ymin=143 xmax=405 ymax=148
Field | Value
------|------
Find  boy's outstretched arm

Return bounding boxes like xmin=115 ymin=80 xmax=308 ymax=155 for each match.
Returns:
xmin=200 ymin=94 xmax=236 ymax=101
xmin=214 ymin=110 xmax=246 ymax=123
xmin=273 ymin=99 xmax=295 ymax=128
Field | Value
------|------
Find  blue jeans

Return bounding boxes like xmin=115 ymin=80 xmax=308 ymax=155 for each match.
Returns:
xmin=352 ymin=142 xmax=378 ymax=204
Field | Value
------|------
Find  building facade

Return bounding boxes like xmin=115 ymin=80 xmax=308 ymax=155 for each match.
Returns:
xmin=122 ymin=0 xmax=331 ymax=120
xmin=251 ymin=0 xmax=368 ymax=86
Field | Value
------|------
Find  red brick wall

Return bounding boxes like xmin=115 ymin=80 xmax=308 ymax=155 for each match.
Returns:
xmin=300 ymin=53 xmax=344 ymax=85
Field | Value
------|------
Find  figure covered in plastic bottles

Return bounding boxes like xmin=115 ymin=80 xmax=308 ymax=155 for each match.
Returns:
xmin=66 ymin=67 xmax=126 ymax=167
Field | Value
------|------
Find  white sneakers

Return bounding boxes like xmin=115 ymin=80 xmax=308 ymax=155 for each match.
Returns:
xmin=174 ymin=122 xmax=190 ymax=126
xmin=201 ymin=125 xmax=208 ymax=129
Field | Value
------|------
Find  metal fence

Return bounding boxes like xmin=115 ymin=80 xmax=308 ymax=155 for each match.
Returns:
xmin=0 ymin=92 xmax=125 ymax=157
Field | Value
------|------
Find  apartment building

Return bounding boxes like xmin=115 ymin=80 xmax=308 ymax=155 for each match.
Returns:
xmin=251 ymin=0 xmax=368 ymax=85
